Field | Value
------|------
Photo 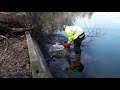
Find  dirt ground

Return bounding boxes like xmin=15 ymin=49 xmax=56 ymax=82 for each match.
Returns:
xmin=0 ymin=34 xmax=32 ymax=78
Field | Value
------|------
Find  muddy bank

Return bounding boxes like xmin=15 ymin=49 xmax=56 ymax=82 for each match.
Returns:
xmin=0 ymin=34 xmax=32 ymax=78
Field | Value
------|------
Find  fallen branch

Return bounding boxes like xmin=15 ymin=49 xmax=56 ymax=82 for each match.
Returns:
xmin=10 ymin=28 xmax=34 ymax=32
xmin=0 ymin=35 xmax=11 ymax=52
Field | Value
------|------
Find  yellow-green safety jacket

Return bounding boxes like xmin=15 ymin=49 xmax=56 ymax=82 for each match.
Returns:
xmin=64 ymin=26 xmax=85 ymax=44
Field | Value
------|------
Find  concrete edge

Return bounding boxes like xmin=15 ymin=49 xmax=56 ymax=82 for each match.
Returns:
xmin=25 ymin=31 xmax=53 ymax=78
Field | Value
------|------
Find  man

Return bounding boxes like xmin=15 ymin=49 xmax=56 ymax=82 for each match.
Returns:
xmin=63 ymin=25 xmax=85 ymax=72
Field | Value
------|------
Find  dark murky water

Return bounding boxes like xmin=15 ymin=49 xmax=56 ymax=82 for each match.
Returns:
xmin=47 ymin=12 xmax=120 ymax=78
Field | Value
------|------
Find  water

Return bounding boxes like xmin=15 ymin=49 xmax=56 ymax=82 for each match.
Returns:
xmin=75 ymin=12 xmax=120 ymax=78
xmin=47 ymin=12 xmax=120 ymax=78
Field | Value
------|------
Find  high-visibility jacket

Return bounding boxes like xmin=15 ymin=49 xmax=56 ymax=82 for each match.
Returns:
xmin=64 ymin=26 xmax=85 ymax=44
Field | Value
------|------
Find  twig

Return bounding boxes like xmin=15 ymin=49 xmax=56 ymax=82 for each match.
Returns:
xmin=0 ymin=35 xmax=11 ymax=52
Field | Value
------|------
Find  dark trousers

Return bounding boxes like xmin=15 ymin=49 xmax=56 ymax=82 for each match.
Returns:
xmin=74 ymin=35 xmax=85 ymax=55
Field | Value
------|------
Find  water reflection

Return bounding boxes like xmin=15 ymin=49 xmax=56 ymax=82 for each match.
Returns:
xmin=77 ymin=12 xmax=120 ymax=78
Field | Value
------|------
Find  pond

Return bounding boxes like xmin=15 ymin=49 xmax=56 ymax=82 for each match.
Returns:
xmin=47 ymin=12 xmax=120 ymax=78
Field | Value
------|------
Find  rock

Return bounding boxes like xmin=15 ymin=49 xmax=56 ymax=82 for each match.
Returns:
xmin=26 ymin=64 xmax=30 ymax=70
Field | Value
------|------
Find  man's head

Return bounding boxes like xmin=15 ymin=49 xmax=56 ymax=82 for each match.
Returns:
xmin=62 ymin=25 xmax=67 ymax=31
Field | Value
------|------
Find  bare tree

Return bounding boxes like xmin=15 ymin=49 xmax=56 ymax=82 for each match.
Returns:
xmin=81 ymin=23 xmax=105 ymax=47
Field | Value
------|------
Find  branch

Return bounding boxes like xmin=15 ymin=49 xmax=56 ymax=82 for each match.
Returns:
xmin=10 ymin=28 xmax=34 ymax=32
xmin=0 ymin=35 xmax=11 ymax=52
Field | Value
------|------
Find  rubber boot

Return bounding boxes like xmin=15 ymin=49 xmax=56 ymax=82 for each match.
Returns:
xmin=75 ymin=54 xmax=84 ymax=72
xmin=66 ymin=54 xmax=84 ymax=72
xmin=75 ymin=54 xmax=81 ymax=66
xmin=67 ymin=59 xmax=76 ymax=68
xmin=66 ymin=59 xmax=77 ymax=72
xmin=66 ymin=60 xmax=84 ymax=73
xmin=67 ymin=54 xmax=81 ymax=69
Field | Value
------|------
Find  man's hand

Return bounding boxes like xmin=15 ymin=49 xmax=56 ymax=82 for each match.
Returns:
xmin=64 ymin=43 xmax=70 ymax=48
